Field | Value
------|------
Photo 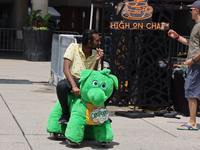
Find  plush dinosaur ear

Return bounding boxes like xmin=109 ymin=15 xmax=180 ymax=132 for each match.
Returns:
xmin=100 ymin=69 xmax=118 ymax=90
xmin=100 ymin=69 xmax=111 ymax=75
xmin=108 ymin=74 xmax=119 ymax=90
xmin=79 ymin=69 xmax=93 ymax=83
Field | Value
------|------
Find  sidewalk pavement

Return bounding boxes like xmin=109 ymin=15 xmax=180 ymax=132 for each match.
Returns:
xmin=0 ymin=51 xmax=200 ymax=150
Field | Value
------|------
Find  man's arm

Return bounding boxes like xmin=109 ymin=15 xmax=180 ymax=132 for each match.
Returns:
xmin=176 ymin=35 xmax=190 ymax=46
xmin=63 ymin=59 xmax=80 ymax=96
xmin=184 ymin=51 xmax=200 ymax=66
xmin=193 ymin=52 xmax=200 ymax=62
xmin=168 ymin=29 xmax=190 ymax=46
xmin=92 ymin=60 xmax=100 ymax=70
xmin=92 ymin=48 xmax=104 ymax=70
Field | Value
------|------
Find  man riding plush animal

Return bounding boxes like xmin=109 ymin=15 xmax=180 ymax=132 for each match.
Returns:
xmin=46 ymin=69 xmax=118 ymax=146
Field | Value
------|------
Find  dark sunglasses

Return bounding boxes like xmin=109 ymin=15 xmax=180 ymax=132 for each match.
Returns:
xmin=190 ymin=8 xmax=199 ymax=12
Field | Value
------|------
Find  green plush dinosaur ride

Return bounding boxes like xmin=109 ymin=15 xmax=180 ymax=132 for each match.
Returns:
xmin=46 ymin=69 xmax=118 ymax=146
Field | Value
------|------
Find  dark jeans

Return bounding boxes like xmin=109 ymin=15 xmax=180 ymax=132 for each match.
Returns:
xmin=56 ymin=78 xmax=80 ymax=118
xmin=56 ymin=78 xmax=116 ymax=118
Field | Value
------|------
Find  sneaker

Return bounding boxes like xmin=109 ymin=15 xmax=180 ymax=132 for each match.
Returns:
xmin=99 ymin=141 xmax=111 ymax=146
xmin=58 ymin=115 xmax=69 ymax=124
xmin=66 ymin=138 xmax=81 ymax=145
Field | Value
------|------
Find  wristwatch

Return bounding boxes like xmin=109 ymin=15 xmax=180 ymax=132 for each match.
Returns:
xmin=191 ymin=58 xmax=196 ymax=63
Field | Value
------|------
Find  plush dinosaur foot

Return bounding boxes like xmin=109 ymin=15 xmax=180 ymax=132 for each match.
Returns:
xmin=66 ymin=138 xmax=81 ymax=146
xmin=99 ymin=141 xmax=111 ymax=146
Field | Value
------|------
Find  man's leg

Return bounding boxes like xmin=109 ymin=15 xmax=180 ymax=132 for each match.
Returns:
xmin=56 ymin=79 xmax=71 ymax=124
xmin=187 ymin=98 xmax=197 ymax=127
xmin=178 ymin=98 xmax=197 ymax=129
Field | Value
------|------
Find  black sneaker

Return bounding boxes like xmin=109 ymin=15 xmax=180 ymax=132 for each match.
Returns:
xmin=108 ymin=118 xmax=112 ymax=123
xmin=99 ymin=141 xmax=111 ymax=146
xmin=58 ymin=115 xmax=69 ymax=124
xmin=66 ymin=138 xmax=81 ymax=146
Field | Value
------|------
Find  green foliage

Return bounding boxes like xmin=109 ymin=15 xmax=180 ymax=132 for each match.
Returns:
xmin=27 ymin=9 xmax=51 ymax=29
xmin=34 ymin=27 xmax=48 ymax=30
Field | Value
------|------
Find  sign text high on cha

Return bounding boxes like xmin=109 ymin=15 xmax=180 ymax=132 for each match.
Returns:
xmin=110 ymin=22 xmax=170 ymax=30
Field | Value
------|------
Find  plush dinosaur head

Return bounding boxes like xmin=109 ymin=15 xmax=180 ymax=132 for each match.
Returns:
xmin=79 ymin=69 xmax=118 ymax=106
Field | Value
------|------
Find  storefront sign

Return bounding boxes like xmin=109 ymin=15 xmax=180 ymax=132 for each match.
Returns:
xmin=110 ymin=22 xmax=169 ymax=30
xmin=110 ymin=0 xmax=170 ymax=30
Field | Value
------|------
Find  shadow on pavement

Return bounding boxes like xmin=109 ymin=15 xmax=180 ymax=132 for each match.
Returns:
xmin=47 ymin=136 xmax=119 ymax=149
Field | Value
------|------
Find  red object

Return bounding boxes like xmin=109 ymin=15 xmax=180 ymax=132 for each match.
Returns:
xmin=37 ymin=22 xmax=43 ymax=27
xmin=175 ymin=34 xmax=180 ymax=40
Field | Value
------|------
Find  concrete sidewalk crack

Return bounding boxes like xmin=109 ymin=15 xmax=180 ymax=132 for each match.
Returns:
xmin=0 ymin=94 xmax=33 ymax=150
xmin=142 ymin=118 xmax=177 ymax=138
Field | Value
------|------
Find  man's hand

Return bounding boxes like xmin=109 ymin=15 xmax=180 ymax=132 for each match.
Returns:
xmin=168 ymin=29 xmax=178 ymax=39
xmin=73 ymin=87 xmax=81 ymax=96
xmin=184 ymin=59 xmax=194 ymax=66
xmin=96 ymin=48 xmax=104 ymax=60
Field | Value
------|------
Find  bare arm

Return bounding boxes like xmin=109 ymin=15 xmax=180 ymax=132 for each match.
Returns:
xmin=92 ymin=60 xmax=100 ymax=70
xmin=177 ymin=35 xmax=190 ymax=46
xmin=168 ymin=29 xmax=190 ymax=46
xmin=184 ymin=51 xmax=200 ymax=66
xmin=193 ymin=52 xmax=200 ymax=62
xmin=168 ymin=29 xmax=200 ymax=66
xmin=63 ymin=59 xmax=80 ymax=96
xmin=92 ymin=48 xmax=104 ymax=70
xmin=168 ymin=29 xmax=195 ymax=66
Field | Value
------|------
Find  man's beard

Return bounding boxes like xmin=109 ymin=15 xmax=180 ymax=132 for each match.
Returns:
xmin=90 ymin=44 xmax=99 ymax=49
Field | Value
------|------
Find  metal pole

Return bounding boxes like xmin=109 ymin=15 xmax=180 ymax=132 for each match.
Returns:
xmin=89 ymin=3 xmax=93 ymax=29
xmin=101 ymin=1 xmax=106 ymax=70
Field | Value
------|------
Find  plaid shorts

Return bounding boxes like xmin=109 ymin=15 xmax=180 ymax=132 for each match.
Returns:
xmin=185 ymin=65 xmax=200 ymax=98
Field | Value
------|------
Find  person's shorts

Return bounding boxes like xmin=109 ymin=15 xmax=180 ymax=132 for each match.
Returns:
xmin=185 ymin=65 xmax=200 ymax=98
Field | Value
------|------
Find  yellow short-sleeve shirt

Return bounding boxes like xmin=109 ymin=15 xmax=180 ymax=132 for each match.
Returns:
xmin=63 ymin=43 xmax=98 ymax=79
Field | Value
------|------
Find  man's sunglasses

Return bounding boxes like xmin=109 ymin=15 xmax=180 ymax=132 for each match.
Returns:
xmin=190 ymin=8 xmax=199 ymax=12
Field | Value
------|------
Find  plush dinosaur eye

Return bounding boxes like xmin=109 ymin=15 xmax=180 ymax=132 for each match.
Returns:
xmin=93 ymin=81 xmax=98 ymax=86
xmin=101 ymin=83 xmax=106 ymax=89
